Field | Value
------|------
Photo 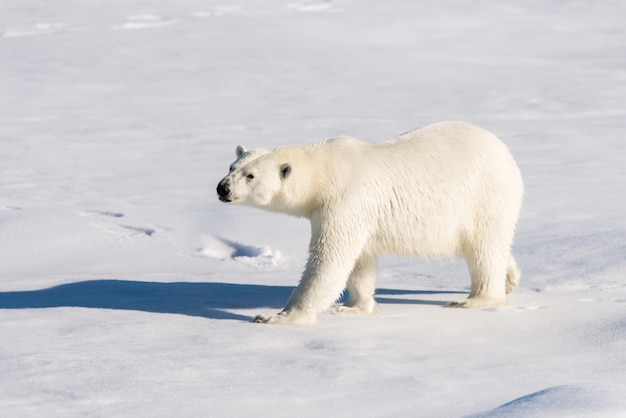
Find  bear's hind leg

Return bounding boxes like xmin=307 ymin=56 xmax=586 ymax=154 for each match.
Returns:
xmin=337 ymin=254 xmax=380 ymax=314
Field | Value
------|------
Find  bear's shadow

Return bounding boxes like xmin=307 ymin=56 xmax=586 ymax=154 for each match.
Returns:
xmin=0 ymin=280 xmax=466 ymax=321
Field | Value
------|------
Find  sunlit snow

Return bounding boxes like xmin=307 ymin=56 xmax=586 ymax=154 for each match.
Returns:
xmin=1 ymin=0 xmax=625 ymax=416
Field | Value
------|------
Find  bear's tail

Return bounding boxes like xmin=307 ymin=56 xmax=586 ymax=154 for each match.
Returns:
xmin=506 ymin=255 xmax=521 ymax=294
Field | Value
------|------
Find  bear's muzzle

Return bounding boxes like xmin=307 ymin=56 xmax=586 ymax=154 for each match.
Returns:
xmin=216 ymin=180 xmax=232 ymax=203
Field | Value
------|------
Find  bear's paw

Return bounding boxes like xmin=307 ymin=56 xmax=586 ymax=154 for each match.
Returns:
xmin=253 ymin=310 xmax=316 ymax=325
xmin=449 ymin=296 xmax=506 ymax=309
xmin=336 ymin=301 xmax=380 ymax=315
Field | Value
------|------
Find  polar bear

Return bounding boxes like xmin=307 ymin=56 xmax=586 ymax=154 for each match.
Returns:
xmin=216 ymin=121 xmax=523 ymax=325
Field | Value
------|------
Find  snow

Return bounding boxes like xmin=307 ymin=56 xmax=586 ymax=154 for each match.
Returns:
xmin=1 ymin=0 xmax=625 ymax=416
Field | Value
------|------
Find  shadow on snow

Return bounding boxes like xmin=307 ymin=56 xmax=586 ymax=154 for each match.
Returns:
xmin=0 ymin=280 xmax=466 ymax=321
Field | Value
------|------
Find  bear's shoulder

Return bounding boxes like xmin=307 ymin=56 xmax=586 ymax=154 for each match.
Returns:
xmin=326 ymin=135 xmax=360 ymax=145
xmin=321 ymin=136 xmax=367 ymax=154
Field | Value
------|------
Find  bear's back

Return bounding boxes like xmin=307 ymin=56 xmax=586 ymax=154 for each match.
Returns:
xmin=348 ymin=121 xmax=522 ymax=257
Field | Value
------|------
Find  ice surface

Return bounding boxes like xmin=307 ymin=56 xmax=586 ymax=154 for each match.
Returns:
xmin=1 ymin=0 xmax=625 ymax=416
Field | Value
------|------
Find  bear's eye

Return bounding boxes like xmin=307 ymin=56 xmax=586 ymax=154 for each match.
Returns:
xmin=246 ymin=174 xmax=254 ymax=180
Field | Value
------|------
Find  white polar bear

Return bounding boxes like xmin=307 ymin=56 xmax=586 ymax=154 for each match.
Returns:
xmin=216 ymin=121 xmax=523 ymax=325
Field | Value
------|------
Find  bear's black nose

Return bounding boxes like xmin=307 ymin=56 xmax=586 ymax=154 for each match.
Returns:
xmin=216 ymin=181 xmax=230 ymax=199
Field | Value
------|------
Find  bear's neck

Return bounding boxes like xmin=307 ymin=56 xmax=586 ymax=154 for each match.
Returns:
xmin=271 ymin=144 xmax=338 ymax=219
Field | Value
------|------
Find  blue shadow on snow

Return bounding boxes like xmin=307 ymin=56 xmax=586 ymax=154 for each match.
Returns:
xmin=0 ymin=280 xmax=467 ymax=321
xmin=0 ymin=280 xmax=294 ymax=322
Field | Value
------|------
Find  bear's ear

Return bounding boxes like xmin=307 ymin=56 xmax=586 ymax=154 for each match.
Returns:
xmin=280 ymin=163 xmax=292 ymax=179
xmin=236 ymin=145 xmax=246 ymax=157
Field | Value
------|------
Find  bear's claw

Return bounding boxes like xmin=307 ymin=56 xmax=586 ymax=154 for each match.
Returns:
xmin=449 ymin=296 xmax=506 ymax=309
xmin=252 ymin=310 xmax=316 ymax=325
xmin=253 ymin=314 xmax=273 ymax=323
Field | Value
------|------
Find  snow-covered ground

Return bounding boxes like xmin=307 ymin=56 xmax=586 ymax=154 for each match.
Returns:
xmin=1 ymin=0 xmax=625 ymax=416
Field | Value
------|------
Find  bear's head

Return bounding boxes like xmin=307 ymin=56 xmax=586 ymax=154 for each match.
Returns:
xmin=217 ymin=145 xmax=293 ymax=211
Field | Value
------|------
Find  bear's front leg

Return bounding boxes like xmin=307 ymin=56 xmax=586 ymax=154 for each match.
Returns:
xmin=336 ymin=253 xmax=380 ymax=314
xmin=253 ymin=257 xmax=354 ymax=325
xmin=253 ymin=218 xmax=367 ymax=325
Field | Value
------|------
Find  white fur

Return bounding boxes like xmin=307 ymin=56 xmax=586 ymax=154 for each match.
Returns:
xmin=217 ymin=121 xmax=524 ymax=324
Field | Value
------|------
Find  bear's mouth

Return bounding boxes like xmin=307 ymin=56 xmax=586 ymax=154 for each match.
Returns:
xmin=218 ymin=196 xmax=232 ymax=203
